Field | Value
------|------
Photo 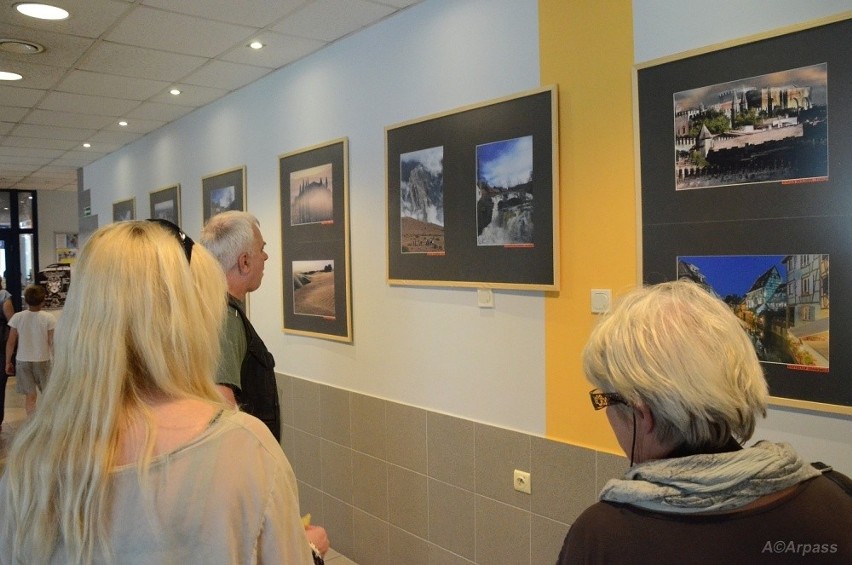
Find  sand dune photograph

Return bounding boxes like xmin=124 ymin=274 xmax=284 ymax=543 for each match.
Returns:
xmin=293 ymin=260 xmax=336 ymax=318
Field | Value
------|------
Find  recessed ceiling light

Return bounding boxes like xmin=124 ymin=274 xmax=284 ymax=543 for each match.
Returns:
xmin=249 ymin=41 xmax=264 ymax=50
xmin=169 ymin=88 xmax=181 ymax=96
xmin=15 ymin=3 xmax=69 ymax=20
xmin=118 ymin=121 xmax=128 ymax=126
xmin=0 ymin=71 xmax=23 ymax=81
xmin=0 ymin=39 xmax=45 ymax=54
xmin=83 ymin=143 xmax=91 ymax=148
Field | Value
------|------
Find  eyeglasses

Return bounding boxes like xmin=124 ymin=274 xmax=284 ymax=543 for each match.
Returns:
xmin=147 ymin=219 xmax=194 ymax=263
xmin=589 ymin=388 xmax=628 ymax=410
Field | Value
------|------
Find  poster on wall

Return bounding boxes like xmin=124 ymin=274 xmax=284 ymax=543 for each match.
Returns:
xmin=279 ymin=138 xmax=352 ymax=343
xmin=55 ymin=232 xmax=78 ymax=264
xmin=149 ymin=184 xmax=181 ymax=226
xmin=385 ymin=85 xmax=559 ymax=290
xmin=112 ymin=197 xmax=135 ymax=222
xmin=638 ymin=15 xmax=851 ymax=414
xmin=202 ymin=166 xmax=245 ymax=224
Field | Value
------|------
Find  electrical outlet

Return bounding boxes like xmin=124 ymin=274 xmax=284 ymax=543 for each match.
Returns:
xmin=513 ymin=469 xmax=531 ymax=494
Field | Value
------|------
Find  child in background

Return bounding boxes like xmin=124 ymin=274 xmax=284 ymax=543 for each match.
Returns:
xmin=5 ymin=284 xmax=56 ymax=416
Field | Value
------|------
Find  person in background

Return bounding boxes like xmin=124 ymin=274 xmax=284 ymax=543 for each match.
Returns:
xmin=200 ymin=211 xmax=329 ymax=560
xmin=558 ymin=280 xmax=851 ymax=564
xmin=0 ymin=220 xmax=315 ymax=563
xmin=0 ymin=280 xmax=14 ymax=431
xmin=5 ymin=284 xmax=55 ymax=416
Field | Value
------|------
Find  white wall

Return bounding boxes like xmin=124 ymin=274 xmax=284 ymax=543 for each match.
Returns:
xmin=634 ymin=0 xmax=852 ymax=475
xmin=83 ymin=0 xmax=546 ymax=433
xmin=37 ymin=190 xmax=78 ymax=271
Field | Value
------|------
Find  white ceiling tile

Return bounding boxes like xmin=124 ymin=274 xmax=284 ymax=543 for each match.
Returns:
xmin=0 ymin=23 xmax=96 ymax=67
xmin=0 ymin=107 xmax=29 ymax=121
xmin=219 ymin=30 xmax=326 ymax=68
xmin=106 ymin=6 xmax=256 ymax=58
xmin=78 ymin=133 xmax=129 ymax=150
xmin=0 ymin=145 xmax=64 ymax=159
xmin=102 ymin=117 xmax=165 ymax=135
xmin=53 ymin=153 xmax=104 ymax=167
xmin=79 ymin=42 xmax=207 ymax=82
xmin=371 ymin=0 xmax=420 ymax=7
xmin=148 ymin=83 xmax=228 ymax=107
xmin=0 ymin=60 xmax=66 ymax=89
xmin=24 ymin=109 xmax=115 ymax=129
xmin=39 ymin=91 xmax=140 ymax=117
xmin=0 ymin=155 xmax=44 ymax=165
xmin=12 ymin=123 xmax=96 ymax=141
xmin=125 ymin=101 xmax=192 ymax=122
xmin=2 ymin=135 xmax=79 ymax=151
xmin=0 ymin=169 xmax=29 ymax=179
xmin=1 ymin=0 xmax=135 ymax=39
xmin=272 ymin=0 xmax=395 ymax=42
xmin=56 ymin=70 xmax=171 ymax=100
xmin=182 ymin=60 xmax=271 ymax=90
xmin=142 ymin=0 xmax=307 ymax=28
xmin=0 ymin=122 xmax=14 ymax=135
xmin=0 ymin=84 xmax=47 ymax=106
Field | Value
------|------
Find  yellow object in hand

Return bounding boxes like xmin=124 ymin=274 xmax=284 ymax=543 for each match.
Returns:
xmin=301 ymin=513 xmax=311 ymax=527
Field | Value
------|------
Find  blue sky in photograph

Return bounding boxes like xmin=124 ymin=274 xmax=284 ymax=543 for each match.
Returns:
xmin=476 ymin=135 xmax=532 ymax=188
xmin=679 ymin=255 xmax=787 ymax=297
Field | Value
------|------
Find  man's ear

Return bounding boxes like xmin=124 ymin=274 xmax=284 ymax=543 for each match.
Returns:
xmin=237 ymin=252 xmax=251 ymax=275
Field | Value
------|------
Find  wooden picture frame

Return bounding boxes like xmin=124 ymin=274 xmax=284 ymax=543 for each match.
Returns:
xmin=202 ymin=166 xmax=246 ymax=224
xmin=637 ymin=14 xmax=851 ymax=414
xmin=386 ymin=86 xmax=559 ymax=290
xmin=279 ymin=138 xmax=352 ymax=342
xmin=149 ymin=183 xmax=181 ymax=226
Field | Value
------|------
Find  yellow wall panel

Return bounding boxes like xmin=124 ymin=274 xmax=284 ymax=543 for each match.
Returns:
xmin=540 ymin=0 xmax=638 ymax=452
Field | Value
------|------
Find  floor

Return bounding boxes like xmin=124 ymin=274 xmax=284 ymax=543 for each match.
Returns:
xmin=0 ymin=378 xmax=358 ymax=565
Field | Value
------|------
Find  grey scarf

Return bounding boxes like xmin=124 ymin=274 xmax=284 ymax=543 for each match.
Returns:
xmin=599 ymin=441 xmax=820 ymax=514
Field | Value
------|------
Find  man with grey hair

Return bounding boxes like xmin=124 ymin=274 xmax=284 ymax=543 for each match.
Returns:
xmin=199 ymin=211 xmax=278 ymax=438
xmin=200 ymin=211 xmax=330 ymax=560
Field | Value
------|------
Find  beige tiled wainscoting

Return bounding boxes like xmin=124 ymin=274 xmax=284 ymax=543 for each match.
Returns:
xmin=278 ymin=374 xmax=628 ymax=565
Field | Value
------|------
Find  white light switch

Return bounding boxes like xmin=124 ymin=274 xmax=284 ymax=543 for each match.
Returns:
xmin=590 ymin=289 xmax=612 ymax=314
xmin=478 ymin=288 xmax=494 ymax=308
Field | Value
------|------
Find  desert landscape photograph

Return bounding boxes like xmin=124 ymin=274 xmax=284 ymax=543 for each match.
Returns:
xmin=292 ymin=259 xmax=336 ymax=318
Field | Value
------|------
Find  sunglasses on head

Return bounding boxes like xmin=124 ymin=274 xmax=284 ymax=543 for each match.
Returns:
xmin=147 ymin=219 xmax=194 ymax=263
xmin=589 ymin=388 xmax=629 ymax=410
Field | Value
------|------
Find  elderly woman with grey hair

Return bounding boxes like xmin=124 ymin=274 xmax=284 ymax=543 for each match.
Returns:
xmin=558 ymin=280 xmax=850 ymax=564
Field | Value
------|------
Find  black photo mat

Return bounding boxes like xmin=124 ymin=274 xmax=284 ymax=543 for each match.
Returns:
xmin=279 ymin=138 xmax=352 ymax=342
xmin=112 ymin=197 xmax=135 ymax=222
xmin=202 ymin=166 xmax=246 ymax=224
xmin=149 ymin=184 xmax=181 ymax=226
xmin=386 ymin=86 xmax=558 ymax=290
xmin=638 ymin=16 xmax=851 ymax=414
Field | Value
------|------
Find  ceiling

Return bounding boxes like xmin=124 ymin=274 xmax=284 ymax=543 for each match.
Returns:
xmin=0 ymin=0 xmax=420 ymax=192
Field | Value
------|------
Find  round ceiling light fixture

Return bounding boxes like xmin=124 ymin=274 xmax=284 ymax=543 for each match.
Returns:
xmin=0 ymin=71 xmax=24 ymax=81
xmin=249 ymin=41 xmax=263 ymax=50
xmin=0 ymin=38 xmax=45 ymax=54
xmin=15 ymin=3 xmax=69 ymax=20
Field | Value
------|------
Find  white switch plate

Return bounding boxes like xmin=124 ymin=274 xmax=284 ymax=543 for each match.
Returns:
xmin=478 ymin=288 xmax=495 ymax=308
xmin=590 ymin=289 xmax=612 ymax=314
xmin=513 ymin=469 xmax=531 ymax=494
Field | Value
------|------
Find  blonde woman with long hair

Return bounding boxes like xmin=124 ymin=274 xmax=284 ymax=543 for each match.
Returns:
xmin=0 ymin=220 xmax=314 ymax=564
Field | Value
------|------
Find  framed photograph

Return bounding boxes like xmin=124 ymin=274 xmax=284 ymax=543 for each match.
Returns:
xmin=149 ymin=183 xmax=181 ymax=226
xmin=637 ymin=15 xmax=851 ymax=414
xmin=386 ymin=85 xmax=559 ymax=290
xmin=202 ymin=166 xmax=246 ymax=224
xmin=279 ymin=138 xmax=352 ymax=342
xmin=112 ymin=197 xmax=135 ymax=222
xmin=55 ymin=232 xmax=78 ymax=264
